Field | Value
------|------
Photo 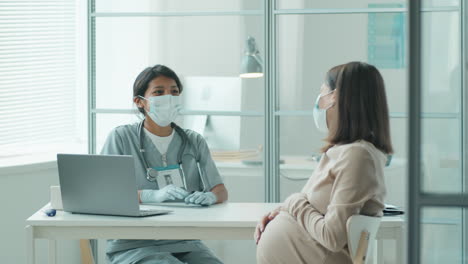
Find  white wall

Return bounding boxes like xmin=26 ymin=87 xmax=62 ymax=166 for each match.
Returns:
xmin=0 ymin=165 xmax=81 ymax=264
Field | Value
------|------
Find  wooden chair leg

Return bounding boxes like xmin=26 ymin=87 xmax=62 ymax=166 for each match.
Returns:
xmin=353 ymin=231 xmax=370 ymax=264
xmin=80 ymin=239 xmax=95 ymax=264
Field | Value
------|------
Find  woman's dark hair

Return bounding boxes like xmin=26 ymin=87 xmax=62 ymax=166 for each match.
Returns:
xmin=322 ymin=61 xmax=393 ymax=154
xmin=325 ymin=64 xmax=344 ymax=90
xmin=133 ymin=64 xmax=183 ymax=115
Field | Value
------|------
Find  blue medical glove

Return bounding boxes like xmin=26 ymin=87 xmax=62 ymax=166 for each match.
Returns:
xmin=140 ymin=185 xmax=189 ymax=203
xmin=184 ymin=191 xmax=217 ymax=206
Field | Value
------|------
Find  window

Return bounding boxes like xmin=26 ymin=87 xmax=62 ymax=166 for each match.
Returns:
xmin=0 ymin=0 xmax=87 ymax=167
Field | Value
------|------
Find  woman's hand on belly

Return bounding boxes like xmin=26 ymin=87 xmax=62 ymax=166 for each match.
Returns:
xmin=254 ymin=207 xmax=282 ymax=245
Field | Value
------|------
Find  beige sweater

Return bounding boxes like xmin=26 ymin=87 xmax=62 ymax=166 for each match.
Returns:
xmin=257 ymin=140 xmax=387 ymax=264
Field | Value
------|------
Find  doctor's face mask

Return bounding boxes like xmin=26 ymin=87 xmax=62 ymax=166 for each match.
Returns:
xmin=138 ymin=95 xmax=181 ymax=127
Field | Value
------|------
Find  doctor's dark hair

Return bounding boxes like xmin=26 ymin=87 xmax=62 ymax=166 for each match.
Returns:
xmin=133 ymin=64 xmax=183 ymax=115
xmin=322 ymin=62 xmax=393 ymax=154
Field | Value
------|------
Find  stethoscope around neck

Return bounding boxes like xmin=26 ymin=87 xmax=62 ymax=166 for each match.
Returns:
xmin=137 ymin=120 xmax=208 ymax=191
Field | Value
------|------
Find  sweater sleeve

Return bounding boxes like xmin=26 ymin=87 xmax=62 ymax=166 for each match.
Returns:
xmin=286 ymin=146 xmax=380 ymax=252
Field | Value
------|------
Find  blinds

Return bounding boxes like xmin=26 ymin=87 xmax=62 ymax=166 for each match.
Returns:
xmin=0 ymin=1 xmax=79 ymax=161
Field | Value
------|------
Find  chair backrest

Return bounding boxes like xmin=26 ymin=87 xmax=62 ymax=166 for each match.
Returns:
xmin=346 ymin=215 xmax=381 ymax=264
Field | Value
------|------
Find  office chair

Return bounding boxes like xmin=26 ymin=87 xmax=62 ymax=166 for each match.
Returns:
xmin=346 ymin=215 xmax=381 ymax=264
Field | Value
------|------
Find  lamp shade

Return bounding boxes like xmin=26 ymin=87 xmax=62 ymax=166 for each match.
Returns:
xmin=240 ymin=36 xmax=263 ymax=78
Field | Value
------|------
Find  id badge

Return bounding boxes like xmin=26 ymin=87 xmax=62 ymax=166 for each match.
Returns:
xmin=154 ymin=164 xmax=185 ymax=189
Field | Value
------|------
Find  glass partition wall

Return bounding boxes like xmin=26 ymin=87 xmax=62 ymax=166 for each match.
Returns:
xmin=89 ymin=1 xmax=266 ymax=262
xmin=408 ymin=0 xmax=466 ymax=264
xmin=89 ymin=1 xmax=466 ymax=263
xmin=89 ymin=0 xmax=266 ymax=204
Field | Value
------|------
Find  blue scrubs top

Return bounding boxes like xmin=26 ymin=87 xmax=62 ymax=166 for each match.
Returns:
xmin=100 ymin=122 xmax=224 ymax=254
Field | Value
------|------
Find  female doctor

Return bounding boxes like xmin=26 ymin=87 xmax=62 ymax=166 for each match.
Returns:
xmin=101 ymin=64 xmax=228 ymax=264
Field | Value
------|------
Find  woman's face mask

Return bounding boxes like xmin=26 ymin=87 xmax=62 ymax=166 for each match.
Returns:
xmin=313 ymin=89 xmax=335 ymax=133
xmin=138 ymin=95 xmax=181 ymax=127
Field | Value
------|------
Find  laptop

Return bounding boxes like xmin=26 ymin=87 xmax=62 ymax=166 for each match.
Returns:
xmin=57 ymin=153 xmax=172 ymax=217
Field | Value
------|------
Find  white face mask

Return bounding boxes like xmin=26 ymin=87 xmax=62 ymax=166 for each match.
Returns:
xmin=313 ymin=90 xmax=334 ymax=133
xmin=139 ymin=95 xmax=181 ymax=127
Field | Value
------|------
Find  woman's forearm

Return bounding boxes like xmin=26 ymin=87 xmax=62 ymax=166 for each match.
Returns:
xmin=285 ymin=193 xmax=350 ymax=252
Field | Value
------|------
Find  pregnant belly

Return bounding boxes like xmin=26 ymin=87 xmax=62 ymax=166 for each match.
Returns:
xmin=257 ymin=212 xmax=328 ymax=264
xmin=261 ymin=212 xmax=312 ymax=244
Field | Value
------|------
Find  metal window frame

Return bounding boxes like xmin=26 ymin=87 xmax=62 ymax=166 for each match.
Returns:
xmin=405 ymin=0 xmax=424 ymax=261
xmin=264 ymin=0 xmax=279 ymax=202
xmin=462 ymin=0 xmax=467 ymax=262
xmin=91 ymin=11 xmax=263 ymax=17
xmin=273 ymin=6 xmax=459 ymax=15
xmin=87 ymin=0 xmax=96 ymax=155
xmin=91 ymin=109 xmax=265 ymax=116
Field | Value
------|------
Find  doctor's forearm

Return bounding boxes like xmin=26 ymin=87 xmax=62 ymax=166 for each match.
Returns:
xmin=211 ymin=184 xmax=228 ymax=203
xmin=215 ymin=189 xmax=228 ymax=203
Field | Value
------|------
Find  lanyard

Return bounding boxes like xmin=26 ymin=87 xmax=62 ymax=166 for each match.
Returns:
xmin=137 ymin=120 xmax=207 ymax=191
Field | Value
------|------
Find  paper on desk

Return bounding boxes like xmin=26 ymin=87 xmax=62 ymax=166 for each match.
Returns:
xmin=384 ymin=204 xmax=400 ymax=209
xmin=50 ymin=185 xmax=63 ymax=210
xmin=384 ymin=204 xmax=404 ymax=215
xmin=142 ymin=202 xmax=203 ymax=208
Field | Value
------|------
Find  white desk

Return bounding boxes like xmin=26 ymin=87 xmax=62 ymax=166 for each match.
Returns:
xmin=26 ymin=203 xmax=404 ymax=264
